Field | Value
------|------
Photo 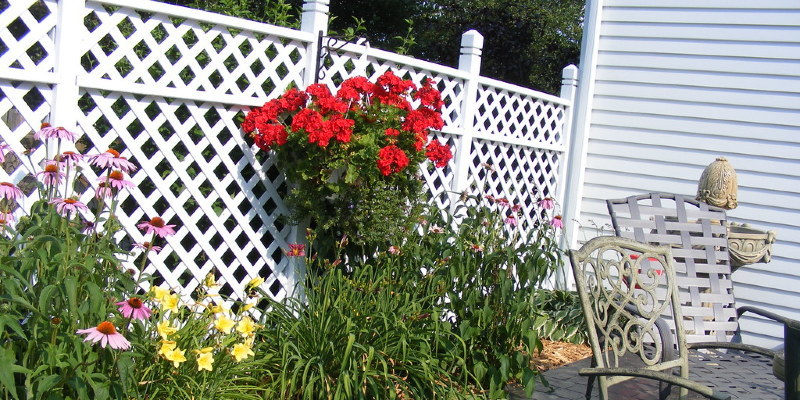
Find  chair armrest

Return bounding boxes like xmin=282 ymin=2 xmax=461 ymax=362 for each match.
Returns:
xmin=687 ymin=341 xmax=778 ymax=359
xmin=578 ymin=367 xmax=731 ymax=400
xmin=737 ymin=305 xmax=797 ymax=326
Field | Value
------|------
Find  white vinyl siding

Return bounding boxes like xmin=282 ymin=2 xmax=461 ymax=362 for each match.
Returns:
xmin=571 ymin=0 xmax=800 ymax=348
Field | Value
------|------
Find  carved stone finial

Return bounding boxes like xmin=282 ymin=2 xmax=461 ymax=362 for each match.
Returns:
xmin=696 ymin=157 xmax=738 ymax=209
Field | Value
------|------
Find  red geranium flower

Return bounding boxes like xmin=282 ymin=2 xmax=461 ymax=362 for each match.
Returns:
xmin=425 ymin=140 xmax=453 ymax=168
xmin=377 ymin=145 xmax=409 ymax=176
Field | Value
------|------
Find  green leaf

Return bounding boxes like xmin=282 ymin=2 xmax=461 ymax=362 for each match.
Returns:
xmin=38 ymin=284 xmax=58 ymax=315
xmin=522 ymin=368 xmax=538 ymax=397
xmin=35 ymin=375 xmax=62 ymax=399
xmin=0 ymin=347 xmax=21 ymax=400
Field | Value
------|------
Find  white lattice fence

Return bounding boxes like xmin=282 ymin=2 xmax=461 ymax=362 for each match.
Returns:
xmin=0 ymin=0 xmax=576 ymax=300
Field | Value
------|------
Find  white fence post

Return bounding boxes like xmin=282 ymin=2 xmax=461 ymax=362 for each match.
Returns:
xmin=300 ymin=0 xmax=330 ymax=87
xmin=555 ymin=64 xmax=579 ymax=289
xmin=50 ymin=0 xmax=85 ymax=135
xmin=451 ymin=30 xmax=483 ymax=197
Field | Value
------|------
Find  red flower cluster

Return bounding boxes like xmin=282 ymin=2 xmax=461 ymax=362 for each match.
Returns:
xmin=241 ymin=71 xmax=452 ymax=178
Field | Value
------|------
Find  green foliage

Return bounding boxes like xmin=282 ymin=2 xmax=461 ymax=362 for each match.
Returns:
xmin=256 ymin=261 xmax=476 ymax=399
xmin=532 ymin=290 xmax=588 ymax=345
xmin=161 ymin=0 xmax=302 ymax=28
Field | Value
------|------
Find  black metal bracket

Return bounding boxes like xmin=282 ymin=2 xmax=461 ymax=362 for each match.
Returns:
xmin=314 ymin=30 xmax=369 ymax=83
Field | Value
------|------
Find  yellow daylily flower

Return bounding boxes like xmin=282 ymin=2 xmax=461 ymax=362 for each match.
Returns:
xmin=210 ymin=304 xmax=226 ymax=314
xmin=152 ymin=285 xmax=171 ymax=303
xmin=161 ymin=293 xmax=180 ymax=313
xmin=242 ymin=301 xmax=256 ymax=312
xmin=246 ymin=277 xmax=264 ymax=289
xmin=164 ymin=347 xmax=187 ymax=368
xmin=158 ymin=340 xmax=177 ymax=357
xmin=196 ymin=349 xmax=214 ymax=371
xmin=231 ymin=342 xmax=254 ymax=362
xmin=236 ymin=316 xmax=256 ymax=336
xmin=214 ymin=314 xmax=236 ymax=334
xmin=204 ymin=273 xmax=220 ymax=289
xmin=157 ymin=319 xmax=178 ymax=339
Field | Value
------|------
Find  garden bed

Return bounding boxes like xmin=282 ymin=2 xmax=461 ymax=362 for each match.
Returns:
xmin=533 ymin=339 xmax=592 ymax=372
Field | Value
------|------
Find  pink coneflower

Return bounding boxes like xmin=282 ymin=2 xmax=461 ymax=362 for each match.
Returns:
xmin=495 ymin=197 xmax=510 ymax=207
xmin=34 ymin=123 xmax=76 ymax=142
xmin=58 ymin=151 xmax=84 ymax=167
xmin=388 ymin=245 xmax=401 ymax=255
xmin=0 ymin=142 xmax=10 ymax=163
xmin=76 ymin=321 xmax=131 ymax=350
xmin=36 ymin=161 xmax=65 ymax=186
xmin=98 ymin=170 xmax=134 ymax=190
xmin=538 ymin=197 xmax=555 ymax=210
xmin=549 ymin=215 xmax=564 ymax=229
xmin=504 ymin=215 xmax=518 ymax=227
xmin=116 ymin=297 xmax=152 ymax=321
xmin=81 ymin=218 xmax=95 ymax=234
xmin=470 ymin=243 xmax=484 ymax=253
xmin=88 ymin=148 xmax=137 ymax=174
xmin=429 ymin=225 xmax=444 ymax=234
xmin=0 ymin=212 xmax=14 ymax=226
xmin=510 ymin=204 xmax=522 ymax=213
xmin=95 ymin=182 xmax=113 ymax=199
xmin=134 ymin=241 xmax=162 ymax=253
xmin=0 ymin=182 xmax=23 ymax=202
xmin=286 ymin=243 xmax=305 ymax=257
xmin=137 ymin=216 xmax=176 ymax=238
xmin=50 ymin=198 xmax=89 ymax=218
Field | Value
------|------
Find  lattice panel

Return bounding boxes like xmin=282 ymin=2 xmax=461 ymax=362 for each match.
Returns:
xmin=319 ymin=47 xmax=465 ymax=129
xmin=81 ymin=2 xmax=308 ymax=101
xmin=474 ymin=84 xmax=566 ymax=147
xmin=0 ymin=80 xmax=53 ymax=213
xmin=75 ymin=88 xmax=294 ymax=301
xmin=0 ymin=0 xmax=57 ymax=73
xmin=420 ymin=131 xmax=457 ymax=210
xmin=466 ymin=138 xmax=562 ymax=235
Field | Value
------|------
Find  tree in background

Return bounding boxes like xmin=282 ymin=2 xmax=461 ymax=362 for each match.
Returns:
xmin=162 ymin=0 xmax=583 ymax=94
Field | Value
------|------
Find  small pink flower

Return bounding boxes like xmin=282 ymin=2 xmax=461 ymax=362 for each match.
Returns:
xmin=98 ymin=170 xmax=134 ymax=190
xmin=429 ymin=225 xmax=444 ymax=234
xmin=95 ymin=182 xmax=113 ymax=199
xmin=388 ymin=245 xmax=401 ymax=255
xmin=36 ymin=161 xmax=65 ymax=186
xmin=504 ymin=215 xmax=518 ymax=227
xmin=34 ymin=123 xmax=76 ymax=142
xmin=286 ymin=244 xmax=305 ymax=257
xmin=50 ymin=197 xmax=88 ymax=218
xmin=137 ymin=217 xmax=176 ymax=238
xmin=134 ymin=242 xmax=162 ymax=253
xmin=88 ymin=149 xmax=137 ymax=173
xmin=0 ymin=212 xmax=14 ymax=226
xmin=76 ymin=321 xmax=131 ymax=350
xmin=495 ymin=198 xmax=509 ymax=207
xmin=470 ymin=243 xmax=484 ymax=253
xmin=0 ymin=142 xmax=10 ymax=163
xmin=549 ymin=215 xmax=564 ymax=229
xmin=116 ymin=297 xmax=152 ymax=321
xmin=538 ymin=197 xmax=555 ymax=210
xmin=58 ymin=151 xmax=84 ymax=167
xmin=510 ymin=204 xmax=522 ymax=213
xmin=0 ymin=182 xmax=23 ymax=202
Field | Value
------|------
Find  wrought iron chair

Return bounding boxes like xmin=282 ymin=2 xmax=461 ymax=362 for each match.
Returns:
xmin=570 ymin=236 xmax=730 ymax=399
xmin=605 ymin=192 xmax=798 ymax=399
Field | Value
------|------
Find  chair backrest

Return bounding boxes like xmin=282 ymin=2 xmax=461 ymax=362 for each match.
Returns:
xmin=570 ymin=236 xmax=689 ymax=397
xmin=606 ymin=193 xmax=737 ymax=343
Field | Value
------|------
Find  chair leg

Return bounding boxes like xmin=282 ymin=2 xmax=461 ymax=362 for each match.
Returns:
xmin=586 ymin=356 xmax=597 ymax=400
xmin=787 ymin=320 xmax=800 ymax=400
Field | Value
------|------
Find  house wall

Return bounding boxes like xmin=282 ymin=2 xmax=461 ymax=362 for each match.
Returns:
xmin=567 ymin=0 xmax=800 ymax=348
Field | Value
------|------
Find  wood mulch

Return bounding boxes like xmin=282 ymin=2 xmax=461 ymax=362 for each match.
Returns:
xmin=532 ymin=339 xmax=592 ymax=372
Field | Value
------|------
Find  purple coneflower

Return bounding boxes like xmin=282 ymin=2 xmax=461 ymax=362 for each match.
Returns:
xmin=34 ymin=123 xmax=77 ymax=142
xmin=58 ymin=151 xmax=84 ymax=167
xmin=76 ymin=321 xmax=131 ymax=350
xmin=98 ymin=170 xmax=135 ymax=190
xmin=504 ymin=215 xmax=518 ymax=227
xmin=134 ymin=241 xmax=162 ymax=253
xmin=429 ymin=225 xmax=444 ymax=234
xmin=36 ymin=161 xmax=65 ymax=187
xmin=137 ymin=216 xmax=176 ymax=238
xmin=0 ymin=212 xmax=14 ymax=226
xmin=470 ymin=243 xmax=484 ymax=253
xmin=549 ymin=215 xmax=564 ymax=229
xmin=95 ymin=182 xmax=113 ymax=199
xmin=286 ymin=244 xmax=305 ymax=257
xmin=0 ymin=142 xmax=10 ymax=163
xmin=495 ymin=197 xmax=510 ymax=207
xmin=88 ymin=148 xmax=137 ymax=174
xmin=50 ymin=197 xmax=89 ymax=218
xmin=116 ymin=297 xmax=153 ymax=321
xmin=388 ymin=245 xmax=401 ymax=255
xmin=0 ymin=182 xmax=23 ymax=202
xmin=538 ymin=197 xmax=555 ymax=210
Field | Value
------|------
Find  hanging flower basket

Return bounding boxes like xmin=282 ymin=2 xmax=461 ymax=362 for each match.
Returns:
xmin=241 ymin=71 xmax=453 ymax=254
